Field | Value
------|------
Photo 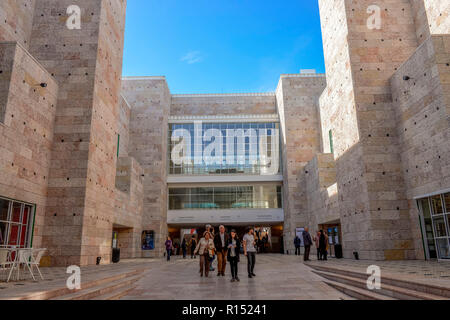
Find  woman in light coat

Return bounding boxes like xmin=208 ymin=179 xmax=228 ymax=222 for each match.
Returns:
xmin=194 ymin=231 xmax=215 ymax=277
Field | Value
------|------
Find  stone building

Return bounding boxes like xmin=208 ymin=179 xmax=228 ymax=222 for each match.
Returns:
xmin=0 ymin=0 xmax=448 ymax=266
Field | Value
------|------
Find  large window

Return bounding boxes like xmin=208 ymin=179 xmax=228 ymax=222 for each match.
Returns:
xmin=168 ymin=122 xmax=281 ymax=175
xmin=169 ymin=185 xmax=282 ymax=210
xmin=418 ymin=193 xmax=450 ymax=260
xmin=0 ymin=197 xmax=35 ymax=248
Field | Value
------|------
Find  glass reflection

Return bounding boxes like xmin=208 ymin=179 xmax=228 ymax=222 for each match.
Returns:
xmin=169 ymin=185 xmax=282 ymax=210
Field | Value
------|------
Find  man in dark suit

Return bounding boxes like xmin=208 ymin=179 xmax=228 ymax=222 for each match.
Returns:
xmin=302 ymin=227 xmax=313 ymax=262
xmin=214 ymin=225 xmax=229 ymax=276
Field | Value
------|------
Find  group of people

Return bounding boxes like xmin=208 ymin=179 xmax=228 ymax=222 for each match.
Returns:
xmin=164 ymin=236 xmax=198 ymax=261
xmin=294 ymin=227 xmax=329 ymax=261
xmin=166 ymin=225 xmax=258 ymax=282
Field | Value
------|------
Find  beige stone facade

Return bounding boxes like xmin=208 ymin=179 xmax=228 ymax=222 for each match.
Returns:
xmin=0 ymin=0 xmax=448 ymax=265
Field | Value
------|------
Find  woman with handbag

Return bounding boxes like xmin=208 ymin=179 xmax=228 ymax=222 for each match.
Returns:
xmin=194 ymin=231 xmax=215 ymax=277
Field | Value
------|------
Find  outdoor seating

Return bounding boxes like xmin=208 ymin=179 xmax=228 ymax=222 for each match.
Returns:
xmin=0 ymin=249 xmax=13 ymax=282
xmin=2 ymin=248 xmax=47 ymax=282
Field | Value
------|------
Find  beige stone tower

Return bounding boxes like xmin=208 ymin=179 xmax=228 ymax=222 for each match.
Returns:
xmin=315 ymin=0 xmax=449 ymax=259
xmin=28 ymin=0 xmax=127 ymax=266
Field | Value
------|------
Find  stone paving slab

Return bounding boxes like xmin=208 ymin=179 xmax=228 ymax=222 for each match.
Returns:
xmin=0 ymin=259 xmax=158 ymax=300
xmin=121 ymin=254 xmax=352 ymax=300
xmin=305 ymin=258 xmax=450 ymax=289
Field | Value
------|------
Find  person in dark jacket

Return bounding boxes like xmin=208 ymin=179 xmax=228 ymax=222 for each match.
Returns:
xmin=294 ymin=235 xmax=301 ymax=255
xmin=302 ymin=228 xmax=312 ymax=262
xmin=226 ymin=229 xmax=241 ymax=282
xmin=190 ymin=237 xmax=197 ymax=259
xmin=214 ymin=225 xmax=229 ymax=276
xmin=319 ymin=230 xmax=328 ymax=261
xmin=181 ymin=238 xmax=187 ymax=259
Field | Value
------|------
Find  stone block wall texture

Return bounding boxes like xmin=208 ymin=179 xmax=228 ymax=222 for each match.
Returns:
xmin=114 ymin=156 xmax=144 ymax=259
xmin=411 ymin=0 xmax=450 ymax=45
xmin=0 ymin=0 xmax=36 ymax=50
xmin=122 ymin=78 xmax=171 ymax=257
xmin=170 ymin=94 xmax=276 ymax=116
xmin=118 ymin=95 xmax=131 ymax=157
xmin=27 ymin=0 xmax=127 ymax=266
xmin=318 ymin=0 xmax=422 ymax=259
xmin=0 ymin=42 xmax=58 ymax=249
xmin=303 ymin=153 xmax=339 ymax=233
xmin=276 ymin=75 xmax=326 ymax=253
xmin=390 ymin=34 xmax=450 ymax=259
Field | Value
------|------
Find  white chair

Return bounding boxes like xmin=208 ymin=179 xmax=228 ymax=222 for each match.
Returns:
xmin=29 ymin=248 xmax=46 ymax=281
xmin=6 ymin=248 xmax=47 ymax=282
xmin=0 ymin=249 xmax=13 ymax=282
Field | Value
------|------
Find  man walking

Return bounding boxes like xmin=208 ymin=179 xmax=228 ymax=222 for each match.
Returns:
xmin=243 ymin=227 xmax=257 ymax=278
xmin=190 ymin=236 xmax=197 ymax=259
xmin=214 ymin=225 xmax=229 ymax=276
xmin=294 ymin=234 xmax=301 ymax=256
xmin=302 ymin=227 xmax=312 ymax=262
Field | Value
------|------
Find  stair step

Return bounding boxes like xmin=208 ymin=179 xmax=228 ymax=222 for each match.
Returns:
xmin=17 ymin=267 xmax=147 ymax=300
xmin=307 ymin=264 xmax=450 ymax=298
xmin=91 ymin=283 xmax=136 ymax=300
xmin=312 ymin=270 xmax=449 ymax=300
xmin=323 ymin=279 xmax=395 ymax=300
xmin=52 ymin=274 xmax=143 ymax=300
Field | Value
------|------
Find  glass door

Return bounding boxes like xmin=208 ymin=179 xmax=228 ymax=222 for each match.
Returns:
xmin=419 ymin=193 xmax=450 ymax=260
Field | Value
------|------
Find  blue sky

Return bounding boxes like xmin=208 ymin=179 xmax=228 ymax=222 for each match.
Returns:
xmin=122 ymin=0 xmax=325 ymax=94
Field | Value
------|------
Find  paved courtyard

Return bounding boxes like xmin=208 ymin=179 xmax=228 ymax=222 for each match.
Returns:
xmin=121 ymin=254 xmax=351 ymax=300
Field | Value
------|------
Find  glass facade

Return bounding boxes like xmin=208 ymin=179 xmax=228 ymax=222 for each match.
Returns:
xmin=169 ymin=185 xmax=282 ymax=210
xmin=418 ymin=193 xmax=450 ymax=260
xmin=0 ymin=197 xmax=34 ymax=248
xmin=168 ymin=122 xmax=281 ymax=175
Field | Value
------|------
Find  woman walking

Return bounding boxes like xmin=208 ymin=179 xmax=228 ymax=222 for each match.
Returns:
xmin=165 ymin=236 xmax=173 ymax=261
xmin=226 ymin=229 xmax=241 ymax=282
xmin=194 ymin=231 xmax=215 ymax=277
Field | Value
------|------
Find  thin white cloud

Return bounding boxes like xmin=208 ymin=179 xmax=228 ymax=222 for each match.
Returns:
xmin=180 ymin=51 xmax=203 ymax=64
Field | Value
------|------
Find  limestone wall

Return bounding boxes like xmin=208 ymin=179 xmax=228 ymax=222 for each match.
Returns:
xmin=390 ymin=34 xmax=450 ymax=259
xmin=118 ymin=96 xmax=131 ymax=157
xmin=318 ymin=0 xmax=421 ymax=259
xmin=276 ymin=74 xmax=326 ymax=253
xmin=171 ymin=94 xmax=276 ymax=116
xmin=114 ymin=156 xmax=144 ymax=259
xmin=303 ymin=153 xmax=339 ymax=232
xmin=411 ymin=0 xmax=450 ymax=45
xmin=0 ymin=0 xmax=36 ymax=50
xmin=122 ymin=77 xmax=171 ymax=257
xmin=28 ymin=0 xmax=127 ymax=266
xmin=0 ymin=42 xmax=58 ymax=250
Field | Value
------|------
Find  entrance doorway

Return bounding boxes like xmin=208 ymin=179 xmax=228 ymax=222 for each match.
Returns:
xmin=318 ymin=221 xmax=342 ymax=258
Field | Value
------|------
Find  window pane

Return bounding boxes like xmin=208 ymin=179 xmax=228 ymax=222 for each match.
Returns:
xmin=0 ymin=199 xmax=9 ymax=221
xmin=0 ymin=222 xmax=6 ymax=246
xmin=433 ymin=216 xmax=447 ymax=237
xmin=8 ymin=224 xmax=20 ymax=246
xmin=11 ymin=202 xmax=22 ymax=223
xmin=420 ymin=198 xmax=431 ymax=219
xmin=444 ymin=193 xmax=450 ymax=213
xmin=23 ymin=205 xmax=32 ymax=225
xmin=436 ymin=238 xmax=450 ymax=259
xmin=20 ymin=225 xmax=28 ymax=247
xmin=431 ymin=195 xmax=444 ymax=215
